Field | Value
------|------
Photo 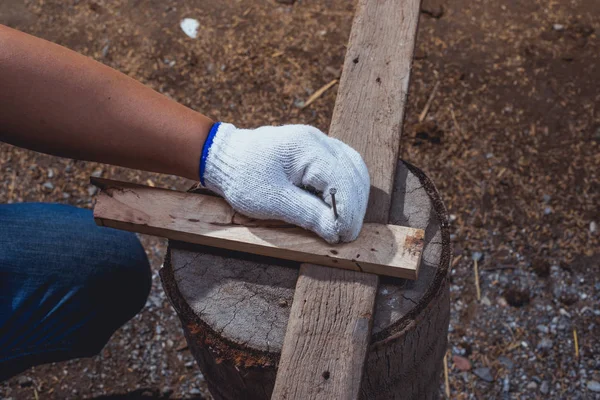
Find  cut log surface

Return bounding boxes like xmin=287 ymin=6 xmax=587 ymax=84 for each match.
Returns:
xmin=92 ymin=178 xmax=424 ymax=280
xmin=161 ymin=160 xmax=451 ymax=400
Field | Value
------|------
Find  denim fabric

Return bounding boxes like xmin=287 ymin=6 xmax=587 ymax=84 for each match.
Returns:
xmin=0 ymin=203 xmax=151 ymax=381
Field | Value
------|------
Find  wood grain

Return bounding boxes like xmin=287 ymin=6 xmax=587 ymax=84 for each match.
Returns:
xmin=273 ymin=0 xmax=421 ymax=398
xmin=330 ymin=0 xmax=420 ymax=223
xmin=272 ymin=265 xmax=377 ymax=399
xmin=92 ymin=178 xmax=423 ymax=280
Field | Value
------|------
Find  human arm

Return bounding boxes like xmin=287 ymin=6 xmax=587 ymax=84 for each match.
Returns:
xmin=0 ymin=25 xmax=370 ymax=243
xmin=0 ymin=24 xmax=211 ymax=180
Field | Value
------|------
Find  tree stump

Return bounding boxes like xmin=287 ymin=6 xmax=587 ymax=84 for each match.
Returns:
xmin=160 ymin=160 xmax=451 ymax=400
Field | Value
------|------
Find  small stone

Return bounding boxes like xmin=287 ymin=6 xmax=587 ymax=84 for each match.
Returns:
xmin=189 ymin=388 xmax=202 ymax=395
xmin=536 ymin=325 xmax=549 ymax=334
xmin=180 ymin=18 xmax=200 ymax=39
xmin=591 ymin=221 xmax=598 ymax=234
xmin=91 ymin=168 xmax=104 ymax=178
xmin=588 ymin=381 xmax=600 ymax=392
xmin=527 ymin=381 xmax=538 ymax=390
xmin=452 ymin=355 xmax=471 ymax=371
xmin=184 ymin=361 xmax=195 ymax=368
xmin=540 ymin=380 xmax=550 ymax=394
xmin=480 ymin=296 xmax=491 ymax=306
xmin=473 ymin=367 xmax=494 ymax=382
xmin=544 ymin=206 xmax=552 ymax=215
xmin=471 ymin=251 xmax=483 ymax=262
xmin=498 ymin=355 xmax=514 ymax=370
xmin=17 ymin=376 xmax=33 ymax=387
xmin=502 ymin=376 xmax=510 ymax=392
xmin=102 ymin=43 xmax=110 ymax=58
xmin=42 ymin=182 xmax=54 ymax=191
xmin=62 ymin=192 xmax=71 ymax=199
xmin=553 ymin=24 xmax=565 ymax=31
xmin=538 ymin=338 xmax=553 ymax=350
xmin=542 ymin=194 xmax=551 ymax=203
xmin=87 ymin=185 xmax=98 ymax=196
xmin=47 ymin=168 xmax=55 ymax=178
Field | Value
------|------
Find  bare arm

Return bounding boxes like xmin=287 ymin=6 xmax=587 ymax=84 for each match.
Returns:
xmin=0 ymin=25 xmax=213 ymax=180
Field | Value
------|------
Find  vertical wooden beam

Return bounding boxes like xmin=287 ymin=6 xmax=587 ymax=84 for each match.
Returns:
xmin=272 ymin=0 xmax=421 ymax=398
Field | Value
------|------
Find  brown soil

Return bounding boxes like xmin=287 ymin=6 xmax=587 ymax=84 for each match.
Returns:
xmin=1 ymin=0 xmax=599 ymax=398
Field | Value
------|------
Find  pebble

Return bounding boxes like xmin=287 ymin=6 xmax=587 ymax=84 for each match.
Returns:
xmin=542 ymin=194 xmax=551 ymax=203
xmin=502 ymin=376 xmax=510 ymax=392
xmin=536 ymin=324 xmax=549 ymax=334
xmin=553 ymin=23 xmax=565 ymax=31
xmin=472 ymin=251 xmax=483 ymax=262
xmin=47 ymin=168 xmax=55 ymax=178
xmin=559 ymin=308 xmax=571 ymax=317
xmin=587 ymin=380 xmax=600 ymax=392
xmin=91 ymin=168 xmax=104 ymax=178
xmin=481 ymin=296 xmax=491 ymax=306
xmin=591 ymin=221 xmax=598 ymax=234
xmin=538 ymin=338 xmax=553 ymax=350
xmin=498 ymin=356 xmax=514 ymax=370
xmin=189 ymin=388 xmax=202 ymax=395
xmin=87 ymin=185 xmax=98 ymax=196
xmin=544 ymin=206 xmax=552 ymax=215
xmin=180 ymin=18 xmax=200 ymax=39
xmin=43 ymin=181 xmax=54 ymax=191
xmin=17 ymin=376 xmax=32 ymax=387
xmin=527 ymin=381 xmax=538 ymax=390
xmin=184 ymin=361 xmax=195 ymax=368
xmin=473 ymin=367 xmax=494 ymax=382
xmin=540 ymin=380 xmax=550 ymax=394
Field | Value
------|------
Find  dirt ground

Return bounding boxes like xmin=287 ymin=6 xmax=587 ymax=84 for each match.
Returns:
xmin=1 ymin=0 xmax=599 ymax=399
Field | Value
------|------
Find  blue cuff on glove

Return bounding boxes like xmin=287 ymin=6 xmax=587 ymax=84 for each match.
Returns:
xmin=199 ymin=122 xmax=221 ymax=186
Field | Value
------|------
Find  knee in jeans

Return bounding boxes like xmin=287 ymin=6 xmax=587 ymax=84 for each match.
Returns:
xmin=71 ymin=229 xmax=151 ymax=356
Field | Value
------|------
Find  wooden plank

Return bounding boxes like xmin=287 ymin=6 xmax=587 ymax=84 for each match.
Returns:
xmin=272 ymin=0 xmax=421 ymax=398
xmin=330 ymin=0 xmax=420 ymax=224
xmin=273 ymin=265 xmax=378 ymax=400
xmin=92 ymin=178 xmax=424 ymax=280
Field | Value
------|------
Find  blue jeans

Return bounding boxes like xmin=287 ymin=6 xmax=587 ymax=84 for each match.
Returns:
xmin=0 ymin=203 xmax=151 ymax=381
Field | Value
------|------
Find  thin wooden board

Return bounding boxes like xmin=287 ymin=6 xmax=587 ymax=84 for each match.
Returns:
xmin=272 ymin=0 xmax=421 ymax=398
xmin=92 ymin=178 xmax=423 ymax=280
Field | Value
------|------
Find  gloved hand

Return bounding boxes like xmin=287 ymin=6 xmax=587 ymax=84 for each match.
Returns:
xmin=200 ymin=123 xmax=370 ymax=243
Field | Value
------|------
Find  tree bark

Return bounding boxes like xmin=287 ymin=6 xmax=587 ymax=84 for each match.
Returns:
xmin=161 ymin=160 xmax=451 ymax=400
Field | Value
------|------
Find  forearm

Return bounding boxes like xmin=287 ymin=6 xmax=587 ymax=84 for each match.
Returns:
xmin=0 ymin=25 xmax=213 ymax=180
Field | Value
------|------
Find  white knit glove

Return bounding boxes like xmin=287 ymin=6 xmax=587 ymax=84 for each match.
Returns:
xmin=200 ymin=123 xmax=370 ymax=243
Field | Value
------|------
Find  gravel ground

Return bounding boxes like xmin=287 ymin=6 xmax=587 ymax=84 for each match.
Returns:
xmin=1 ymin=0 xmax=599 ymax=399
